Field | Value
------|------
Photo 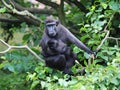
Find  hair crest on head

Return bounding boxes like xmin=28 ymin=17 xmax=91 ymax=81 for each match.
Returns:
xmin=45 ymin=15 xmax=59 ymax=25
xmin=45 ymin=15 xmax=56 ymax=23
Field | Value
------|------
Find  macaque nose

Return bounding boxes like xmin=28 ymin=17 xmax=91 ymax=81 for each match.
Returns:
xmin=49 ymin=32 xmax=56 ymax=36
xmin=50 ymin=32 xmax=54 ymax=36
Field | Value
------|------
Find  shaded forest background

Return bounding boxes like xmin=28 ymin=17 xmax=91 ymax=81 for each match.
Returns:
xmin=0 ymin=0 xmax=120 ymax=90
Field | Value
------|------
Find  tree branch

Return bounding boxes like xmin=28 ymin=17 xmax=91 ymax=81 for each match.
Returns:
xmin=107 ymin=37 xmax=120 ymax=46
xmin=0 ymin=39 xmax=44 ymax=62
xmin=2 ymin=0 xmax=42 ymax=26
xmin=0 ymin=18 xmax=22 ymax=23
xmin=65 ymin=0 xmax=88 ymax=13
xmin=27 ymin=8 xmax=57 ymax=15
xmin=10 ymin=0 xmax=57 ymax=15
xmin=96 ymin=30 xmax=110 ymax=51
xmin=15 ymin=14 xmax=41 ymax=26
xmin=36 ymin=0 xmax=59 ymax=9
xmin=96 ymin=14 xmax=115 ymax=51
xmin=57 ymin=0 xmax=66 ymax=25
xmin=107 ymin=37 xmax=120 ymax=40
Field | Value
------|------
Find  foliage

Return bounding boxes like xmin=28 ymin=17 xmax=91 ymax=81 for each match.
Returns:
xmin=26 ymin=62 xmax=120 ymax=90
xmin=0 ymin=70 xmax=29 ymax=90
xmin=21 ymin=23 xmax=44 ymax=46
xmin=0 ymin=7 xmax=6 ymax=13
xmin=0 ymin=0 xmax=120 ymax=90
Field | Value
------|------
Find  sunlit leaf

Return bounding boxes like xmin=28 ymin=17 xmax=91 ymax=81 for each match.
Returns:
xmin=41 ymin=81 xmax=46 ymax=89
xmin=58 ymin=79 xmax=68 ymax=87
xmin=73 ymin=46 xmax=81 ymax=53
xmin=102 ymin=56 xmax=108 ymax=61
xmin=109 ymin=1 xmax=120 ymax=12
xmin=7 ymin=64 xmax=15 ymax=72
xmin=101 ymin=3 xmax=108 ymax=9
xmin=30 ymin=80 xmax=39 ymax=90
xmin=0 ymin=7 xmax=6 ymax=13
xmin=111 ymin=78 xmax=119 ymax=85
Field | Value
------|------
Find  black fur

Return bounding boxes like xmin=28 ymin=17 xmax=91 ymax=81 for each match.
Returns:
xmin=40 ymin=16 xmax=95 ymax=75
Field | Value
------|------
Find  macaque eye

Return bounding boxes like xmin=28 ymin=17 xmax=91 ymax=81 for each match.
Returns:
xmin=46 ymin=25 xmax=51 ymax=28
xmin=46 ymin=24 xmax=55 ymax=29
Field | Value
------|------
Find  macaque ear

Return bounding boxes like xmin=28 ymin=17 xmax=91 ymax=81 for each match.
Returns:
xmin=56 ymin=20 xmax=59 ymax=26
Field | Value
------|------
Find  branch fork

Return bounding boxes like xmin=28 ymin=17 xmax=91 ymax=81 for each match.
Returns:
xmin=0 ymin=39 xmax=44 ymax=62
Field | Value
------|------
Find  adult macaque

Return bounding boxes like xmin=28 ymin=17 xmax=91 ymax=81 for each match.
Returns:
xmin=40 ymin=16 xmax=95 ymax=75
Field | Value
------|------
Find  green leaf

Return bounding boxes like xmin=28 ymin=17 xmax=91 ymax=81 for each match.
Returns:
xmin=109 ymin=1 xmax=120 ymax=12
xmin=0 ymin=63 xmax=5 ymax=69
xmin=84 ymin=24 xmax=90 ymax=27
xmin=116 ymin=52 xmax=120 ymax=57
xmin=84 ymin=53 xmax=90 ymax=59
xmin=91 ymin=6 xmax=96 ymax=12
xmin=1 ymin=56 xmax=6 ymax=60
xmin=98 ymin=15 xmax=105 ymax=19
xmin=117 ymin=74 xmax=120 ymax=79
xmin=0 ymin=7 xmax=6 ymax=13
xmin=41 ymin=81 xmax=46 ymax=89
xmin=58 ymin=79 xmax=68 ymax=87
xmin=102 ymin=56 xmax=108 ymax=61
xmin=111 ymin=78 xmax=119 ymax=85
xmin=86 ymin=12 xmax=93 ymax=17
xmin=73 ymin=46 xmax=81 ymax=53
xmin=23 ymin=34 xmax=31 ymax=41
xmin=30 ymin=80 xmax=39 ymax=90
xmin=101 ymin=3 xmax=108 ymax=9
xmin=100 ymin=84 xmax=107 ymax=90
xmin=7 ymin=64 xmax=15 ymax=72
xmin=107 ymin=51 xmax=115 ymax=55
xmin=53 ymin=75 xmax=58 ymax=80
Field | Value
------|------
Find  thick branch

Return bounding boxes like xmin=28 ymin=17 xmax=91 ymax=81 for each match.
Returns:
xmin=36 ymin=0 xmax=59 ymax=9
xmin=15 ymin=14 xmax=41 ymax=26
xmin=2 ymin=0 xmax=42 ymax=26
xmin=65 ymin=0 xmax=88 ymax=13
xmin=0 ymin=18 xmax=22 ymax=23
xmin=27 ymin=8 xmax=57 ymax=15
xmin=0 ymin=39 xmax=44 ymax=62
xmin=57 ymin=0 xmax=66 ymax=25
xmin=10 ymin=0 xmax=57 ymax=15
xmin=0 ymin=15 xmax=40 ymax=26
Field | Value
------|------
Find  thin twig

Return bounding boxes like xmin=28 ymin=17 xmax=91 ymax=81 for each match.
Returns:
xmin=88 ymin=54 xmax=95 ymax=66
xmin=0 ymin=39 xmax=10 ymax=47
xmin=104 ymin=14 xmax=114 ymax=31
xmin=0 ymin=39 xmax=44 ymax=62
xmin=107 ymin=37 xmax=120 ymax=40
xmin=96 ymin=14 xmax=115 ymax=51
xmin=107 ymin=37 xmax=120 ymax=46
xmin=96 ymin=30 xmax=110 ymax=51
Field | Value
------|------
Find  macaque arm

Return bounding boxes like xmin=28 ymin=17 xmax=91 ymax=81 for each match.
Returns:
xmin=62 ymin=25 xmax=94 ymax=54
